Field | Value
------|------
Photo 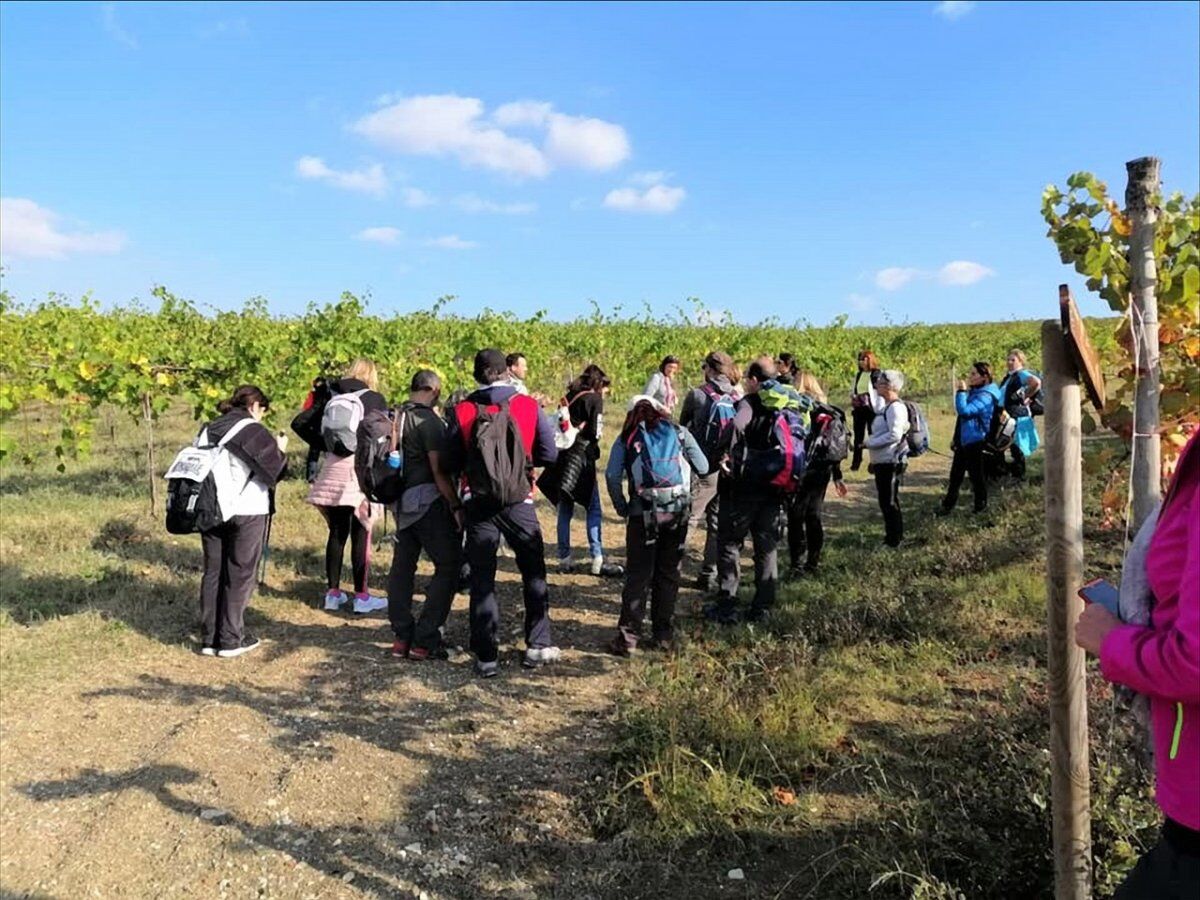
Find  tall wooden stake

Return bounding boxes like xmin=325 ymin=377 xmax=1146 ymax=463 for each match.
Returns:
xmin=1125 ymin=156 xmax=1162 ymax=533
xmin=1042 ymin=318 xmax=1091 ymax=899
xmin=142 ymin=392 xmax=158 ymax=517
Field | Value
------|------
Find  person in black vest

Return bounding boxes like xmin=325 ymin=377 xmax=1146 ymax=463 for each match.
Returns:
xmin=706 ymin=356 xmax=786 ymax=624
xmin=849 ymin=349 xmax=882 ymax=471
xmin=197 ymin=385 xmax=287 ymax=658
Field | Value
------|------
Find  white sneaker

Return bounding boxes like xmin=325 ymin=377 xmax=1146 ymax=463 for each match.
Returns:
xmin=352 ymin=594 xmax=388 ymax=615
xmin=323 ymin=589 xmax=348 ymax=611
xmin=591 ymin=556 xmax=624 ymax=577
xmin=523 ymin=646 xmax=562 ymax=668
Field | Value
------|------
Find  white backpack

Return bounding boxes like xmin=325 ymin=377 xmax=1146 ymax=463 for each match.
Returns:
xmin=164 ymin=418 xmax=254 ymax=533
xmin=320 ymin=388 xmax=367 ymax=456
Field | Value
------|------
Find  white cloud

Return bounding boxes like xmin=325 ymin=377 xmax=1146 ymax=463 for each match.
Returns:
xmin=453 ymin=194 xmax=536 ymax=215
xmin=425 ymin=234 xmax=478 ymax=250
xmin=937 ymin=260 xmax=995 ymax=286
xmin=295 ymin=156 xmax=389 ymax=196
xmin=874 ymin=261 xmax=995 ymax=290
xmin=351 ymin=94 xmax=630 ymax=178
xmin=847 ymin=292 xmax=876 ymax=312
xmin=603 ymin=171 xmax=686 ymax=214
xmin=355 ymin=226 xmax=403 ymax=245
xmin=934 ymin=1 xmax=976 ymax=19
xmin=629 ymin=170 xmax=671 ymax=187
xmin=874 ymin=267 xmax=921 ymax=291
xmin=101 ymin=3 xmax=138 ymax=48
xmin=0 ymin=198 xmax=126 ymax=259
xmin=401 ymin=187 xmax=437 ymax=208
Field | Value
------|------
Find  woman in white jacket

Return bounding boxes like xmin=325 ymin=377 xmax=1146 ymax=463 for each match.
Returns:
xmin=862 ymin=370 xmax=909 ymax=548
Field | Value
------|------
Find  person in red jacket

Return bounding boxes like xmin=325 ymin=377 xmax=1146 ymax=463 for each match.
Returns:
xmin=1077 ymin=430 xmax=1200 ymax=898
xmin=446 ymin=349 xmax=561 ymax=678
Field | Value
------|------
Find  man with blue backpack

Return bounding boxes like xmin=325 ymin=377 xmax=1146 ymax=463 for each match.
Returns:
xmin=707 ymin=357 xmax=807 ymax=625
xmin=604 ymin=395 xmax=709 ymax=655
xmin=679 ymin=351 xmax=740 ymax=593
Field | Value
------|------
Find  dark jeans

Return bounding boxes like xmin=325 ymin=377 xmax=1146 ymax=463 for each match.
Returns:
xmin=716 ymin=486 xmax=782 ymax=614
xmin=943 ymin=442 xmax=988 ymax=511
xmin=617 ymin=515 xmax=687 ymax=647
xmin=387 ymin=499 xmax=463 ymax=650
xmin=872 ymin=462 xmax=905 ymax=547
xmin=788 ymin=468 xmax=831 ymax=570
xmin=199 ymin=514 xmax=268 ymax=650
xmin=323 ymin=505 xmax=370 ymax=593
xmin=466 ymin=502 xmax=553 ymax=663
xmin=689 ymin=471 xmax=721 ymax=577
xmin=1114 ymin=819 xmax=1200 ymax=899
xmin=851 ymin=406 xmax=874 ymax=470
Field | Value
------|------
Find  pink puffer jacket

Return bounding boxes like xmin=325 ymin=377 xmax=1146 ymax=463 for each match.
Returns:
xmin=307 ymin=452 xmax=376 ymax=526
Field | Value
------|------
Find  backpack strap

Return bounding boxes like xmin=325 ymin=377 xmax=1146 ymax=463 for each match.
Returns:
xmin=197 ymin=416 xmax=254 ymax=450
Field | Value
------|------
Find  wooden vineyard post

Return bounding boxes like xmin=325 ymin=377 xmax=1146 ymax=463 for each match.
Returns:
xmin=142 ymin=392 xmax=158 ymax=517
xmin=1042 ymin=315 xmax=1091 ymax=899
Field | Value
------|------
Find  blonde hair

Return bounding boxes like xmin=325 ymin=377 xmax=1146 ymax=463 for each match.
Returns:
xmin=345 ymin=358 xmax=379 ymax=391
xmin=1007 ymin=349 xmax=1027 ymax=368
xmin=796 ymin=371 xmax=826 ymax=403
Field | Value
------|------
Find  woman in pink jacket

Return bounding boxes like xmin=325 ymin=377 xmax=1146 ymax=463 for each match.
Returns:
xmin=1077 ymin=429 xmax=1199 ymax=897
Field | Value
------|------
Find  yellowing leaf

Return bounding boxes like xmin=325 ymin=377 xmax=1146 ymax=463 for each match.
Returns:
xmin=78 ymin=360 xmax=97 ymax=381
xmin=155 ymin=371 xmax=174 ymax=387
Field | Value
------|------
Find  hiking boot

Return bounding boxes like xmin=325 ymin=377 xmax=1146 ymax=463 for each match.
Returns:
xmin=352 ymin=593 xmax=388 ymax=615
xmin=557 ymin=556 xmax=577 ymax=573
xmin=744 ymin=606 xmax=771 ymax=624
xmin=695 ymin=572 xmax=718 ymax=593
xmin=591 ymin=557 xmax=624 ymax=577
xmin=935 ymin=506 xmax=953 ymax=517
xmin=474 ymin=659 xmax=499 ymax=679
xmin=323 ymin=589 xmax=348 ymax=611
xmin=391 ymin=640 xmax=409 ymax=658
xmin=606 ymin=635 xmax=634 ymax=657
xmin=523 ymin=646 xmax=562 ymax=668
xmin=645 ymin=635 xmax=675 ymax=652
xmin=217 ymin=636 xmax=261 ymax=658
xmin=408 ymin=644 xmax=450 ymax=661
xmin=703 ymin=601 xmax=740 ymax=626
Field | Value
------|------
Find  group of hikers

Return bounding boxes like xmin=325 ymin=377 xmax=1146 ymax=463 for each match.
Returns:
xmin=167 ymin=345 xmax=1050 ymax=666
xmin=161 ymin=343 xmax=1199 ymax=897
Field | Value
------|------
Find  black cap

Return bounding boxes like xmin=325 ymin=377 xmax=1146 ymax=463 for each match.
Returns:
xmin=474 ymin=349 xmax=508 ymax=385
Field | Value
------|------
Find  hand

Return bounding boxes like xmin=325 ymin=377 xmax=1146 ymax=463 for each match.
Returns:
xmin=1075 ymin=602 xmax=1122 ymax=655
xmin=276 ymin=434 xmax=289 ymax=452
xmin=834 ymin=480 xmax=848 ymax=498
xmin=956 ymin=380 xmax=967 ymax=392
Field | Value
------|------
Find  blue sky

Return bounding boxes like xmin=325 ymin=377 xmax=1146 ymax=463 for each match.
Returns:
xmin=1 ymin=1 xmax=1197 ymax=324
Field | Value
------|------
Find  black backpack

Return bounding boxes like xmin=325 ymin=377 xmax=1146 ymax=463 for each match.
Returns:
xmin=355 ymin=404 xmax=412 ymax=504
xmin=291 ymin=377 xmax=332 ymax=449
xmin=464 ymin=399 xmax=531 ymax=515
xmin=807 ymin=402 xmax=849 ymax=469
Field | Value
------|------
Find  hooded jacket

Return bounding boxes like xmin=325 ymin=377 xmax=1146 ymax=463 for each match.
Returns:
xmin=954 ymin=383 xmax=1002 ymax=447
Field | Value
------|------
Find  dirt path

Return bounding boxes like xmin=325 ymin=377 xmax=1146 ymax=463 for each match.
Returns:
xmin=1 ymin=453 xmax=950 ymax=899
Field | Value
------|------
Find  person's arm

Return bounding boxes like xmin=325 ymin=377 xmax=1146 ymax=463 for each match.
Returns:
xmin=1097 ymin=495 xmax=1200 ymax=703
xmin=679 ymin=389 xmax=698 ymax=429
xmin=955 ymin=389 xmax=992 ymax=418
xmin=679 ymin=428 xmax=709 ymax=478
xmin=644 ymin=372 xmax=662 ymax=401
xmin=604 ymin=438 xmax=629 ymax=517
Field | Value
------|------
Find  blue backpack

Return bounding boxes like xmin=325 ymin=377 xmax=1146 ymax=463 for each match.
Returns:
xmin=734 ymin=406 xmax=808 ymax=492
xmin=626 ymin=421 xmax=690 ymax=518
xmin=693 ymin=383 xmax=737 ymax=463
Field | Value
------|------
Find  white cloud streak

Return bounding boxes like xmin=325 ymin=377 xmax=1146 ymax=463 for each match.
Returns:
xmin=603 ymin=171 xmax=686 ymax=214
xmin=874 ymin=267 xmax=921 ymax=291
xmin=355 ymin=227 xmax=403 ymax=245
xmin=351 ymin=94 xmax=630 ymax=179
xmin=874 ymin=261 xmax=995 ymax=291
xmin=101 ymin=3 xmax=138 ymax=48
xmin=934 ymin=1 xmax=976 ymax=20
xmin=453 ymin=194 xmax=536 ymax=215
xmin=401 ymin=187 xmax=437 ymax=208
xmin=425 ymin=235 xmax=478 ymax=250
xmin=295 ymin=156 xmax=389 ymax=196
xmin=0 ymin=198 xmax=126 ymax=259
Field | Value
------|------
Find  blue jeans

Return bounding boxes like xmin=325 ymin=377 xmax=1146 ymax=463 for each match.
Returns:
xmin=557 ymin=486 xmax=603 ymax=561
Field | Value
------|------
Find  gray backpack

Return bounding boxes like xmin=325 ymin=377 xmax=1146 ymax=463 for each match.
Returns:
xmin=321 ymin=388 xmax=367 ymax=456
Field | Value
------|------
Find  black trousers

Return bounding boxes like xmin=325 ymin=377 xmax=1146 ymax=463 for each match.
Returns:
xmin=850 ymin=406 xmax=874 ymax=470
xmin=617 ymin=514 xmax=687 ymax=646
xmin=788 ymin=468 xmax=831 ymax=570
xmin=465 ymin=502 xmax=553 ymax=663
xmin=716 ymin=486 xmax=782 ymax=613
xmin=1009 ymin=443 xmax=1027 ymax=480
xmin=387 ymin=499 xmax=463 ymax=650
xmin=942 ymin=443 xmax=988 ymax=511
xmin=1114 ymin=819 xmax=1200 ymax=899
xmin=872 ymin=462 xmax=905 ymax=547
xmin=199 ymin=514 xmax=268 ymax=650
xmin=323 ymin=506 xmax=369 ymax=593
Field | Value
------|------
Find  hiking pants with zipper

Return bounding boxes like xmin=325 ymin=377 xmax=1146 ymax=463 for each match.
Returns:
xmin=716 ymin=486 xmax=782 ymax=614
xmin=689 ymin=470 xmax=721 ymax=578
xmin=617 ymin=515 xmax=687 ymax=647
xmin=199 ymin=514 xmax=268 ymax=650
xmin=466 ymin=502 xmax=553 ymax=663
xmin=322 ymin=505 xmax=370 ymax=593
xmin=788 ymin=468 xmax=831 ymax=570
xmin=873 ymin=462 xmax=906 ymax=547
xmin=387 ymin=498 xmax=462 ymax=650
xmin=942 ymin=443 xmax=988 ymax=512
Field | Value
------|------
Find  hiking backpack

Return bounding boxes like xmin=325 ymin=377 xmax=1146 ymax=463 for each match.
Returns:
xmin=554 ymin=395 xmax=580 ymax=450
xmin=320 ymin=388 xmax=368 ymax=456
xmin=355 ymin=404 xmax=411 ymax=504
xmin=733 ymin=406 xmax=808 ymax=492
xmin=1003 ymin=373 xmax=1045 ymax=418
xmin=693 ymin=383 xmax=737 ymax=463
xmin=290 ymin=377 xmax=332 ymax=449
xmin=807 ymin=402 xmax=850 ymax=469
xmin=985 ymin=403 xmax=1017 ymax=454
xmin=898 ymin=399 xmax=930 ymax=458
xmin=164 ymin=418 xmax=255 ymax=534
xmin=463 ymin=399 xmax=531 ymax=514
xmin=626 ymin=421 xmax=690 ymax=519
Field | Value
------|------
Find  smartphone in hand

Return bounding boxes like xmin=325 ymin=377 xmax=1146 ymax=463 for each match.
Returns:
xmin=1078 ymin=578 xmax=1121 ymax=618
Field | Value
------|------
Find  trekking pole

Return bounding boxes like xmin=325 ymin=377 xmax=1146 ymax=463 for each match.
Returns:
xmin=258 ymin=514 xmax=274 ymax=588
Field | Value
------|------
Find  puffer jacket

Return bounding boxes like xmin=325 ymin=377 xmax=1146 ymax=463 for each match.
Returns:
xmin=954 ymin=384 xmax=1002 ymax=447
